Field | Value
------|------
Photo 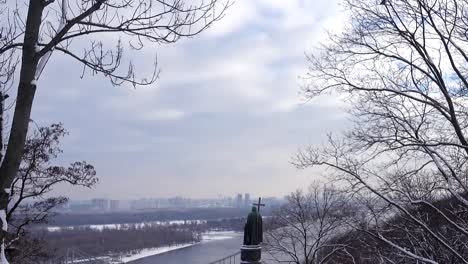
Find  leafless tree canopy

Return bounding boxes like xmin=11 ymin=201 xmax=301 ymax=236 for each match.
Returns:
xmin=6 ymin=123 xmax=97 ymax=262
xmin=0 ymin=0 xmax=228 ymax=254
xmin=265 ymin=184 xmax=353 ymax=264
xmin=0 ymin=0 xmax=228 ymax=88
xmin=296 ymin=0 xmax=468 ymax=263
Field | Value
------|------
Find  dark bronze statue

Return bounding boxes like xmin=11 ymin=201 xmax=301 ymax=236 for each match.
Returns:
xmin=243 ymin=206 xmax=263 ymax=245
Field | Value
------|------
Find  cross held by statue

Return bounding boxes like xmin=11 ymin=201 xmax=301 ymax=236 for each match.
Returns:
xmin=253 ymin=197 xmax=265 ymax=212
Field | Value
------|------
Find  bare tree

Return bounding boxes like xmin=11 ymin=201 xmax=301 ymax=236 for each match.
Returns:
xmin=296 ymin=0 xmax=468 ymax=262
xmin=0 ymin=0 xmax=229 ymax=260
xmin=6 ymin=123 xmax=97 ymax=263
xmin=265 ymin=184 xmax=352 ymax=264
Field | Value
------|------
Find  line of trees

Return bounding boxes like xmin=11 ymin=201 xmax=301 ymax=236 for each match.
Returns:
xmin=43 ymin=223 xmax=202 ymax=259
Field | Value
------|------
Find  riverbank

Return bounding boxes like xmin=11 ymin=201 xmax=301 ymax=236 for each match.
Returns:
xmin=47 ymin=219 xmax=207 ymax=232
xmin=127 ymin=232 xmax=243 ymax=264
xmin=120 ymin=243 xmax=199 ymax=263
xmin=118 ymin=231 xmax=240 ymax=263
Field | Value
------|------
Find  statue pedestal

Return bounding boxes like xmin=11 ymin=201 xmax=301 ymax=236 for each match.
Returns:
xmin=240 ymin=245 xmax=261 ymax=264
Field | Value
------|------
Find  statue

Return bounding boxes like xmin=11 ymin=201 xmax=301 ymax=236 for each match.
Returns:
xmin=241 ymin=198 xmax=264 ymax=263
xmin=243 ymin=206 xmax=263 ymax=245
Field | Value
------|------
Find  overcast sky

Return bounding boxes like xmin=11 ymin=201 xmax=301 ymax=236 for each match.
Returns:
xmin=29 ymin=0 xmax=349 ymax=200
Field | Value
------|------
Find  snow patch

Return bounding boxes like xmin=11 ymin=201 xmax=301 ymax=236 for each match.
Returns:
xmin=202 ymin=231 xmax=240 ymax=242
xmin=0 ymin=242 xmax=8 ymax=264
xmin=0 ymin=210 xmax=7 ymax=232
xmin=47 ymin=219 xmax=207 ymax=232
xmin=120 ymin=243 xmax=197 ymax=263
xmin=0 ymin=148 xmax=4 ymax=167
xmin=34 ymin=0 xmax=68 ymax=81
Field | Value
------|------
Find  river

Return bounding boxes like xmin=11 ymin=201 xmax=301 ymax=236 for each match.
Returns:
xmin=128 ymin=233 xmax=243 ymax=264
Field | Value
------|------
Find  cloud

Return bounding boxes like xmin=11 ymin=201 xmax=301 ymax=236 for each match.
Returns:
xmin=205 ymin=0 xmax=258 ymax=37
xmin=142 ymin=109 xmax=186 ymax=121
xmin=27 ymin=0 xmax=347 ymax=200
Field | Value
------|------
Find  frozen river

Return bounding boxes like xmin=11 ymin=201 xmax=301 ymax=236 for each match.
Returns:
xmin=128 ymin=233 xmax=243 ymax=264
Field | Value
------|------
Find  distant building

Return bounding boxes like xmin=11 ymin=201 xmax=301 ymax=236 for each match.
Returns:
xmin=130 ymin=199 xmax=141 ymax=210
xmin=244 ymin=193 xmax=250 ymax=208
xmin=168 ymin=196 xmax=187 ymax=208
xmin=236 ymin=193 xmax=243 ymax=208
xmin=91 ymin=198 xmax=109 ymax=211
xmin=69 ymin=200 xmax=94 ymax=212
xmin=130 ymin=198 xmax=164 ymax=210
xmin=110 ymin=200 xmax=120 ymax=211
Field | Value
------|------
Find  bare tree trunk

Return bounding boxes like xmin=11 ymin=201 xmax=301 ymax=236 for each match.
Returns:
xmin=0 ymin=91 xmax=4 ymax=164
xmin=0 ymin=0 xmax=44 ymax=244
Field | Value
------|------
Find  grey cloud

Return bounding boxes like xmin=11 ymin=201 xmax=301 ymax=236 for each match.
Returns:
xmin=26 ymin=0 xmax=346 ymax=200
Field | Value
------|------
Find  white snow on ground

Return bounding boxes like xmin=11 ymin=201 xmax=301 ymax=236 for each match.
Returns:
xmin=66 ymin=256 xmax=112 ymax=264
xmin=47 ymin=219 xmax=207 ymax=232
xmin=202 ymin=231 xmax=240 ymax=241
xmin=119 ymin=243 xmax=197 ymax=263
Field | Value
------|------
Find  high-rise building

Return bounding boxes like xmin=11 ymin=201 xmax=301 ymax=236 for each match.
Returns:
xmin=244 ymin=193 xmax=250 ymax=208
xmin=236 ymin=193 xmax=243 ymax=208
xmin=110 ymin=200 xmax=120 ymax=211
xmin=91 ymin=199 xmax=109 ymax=211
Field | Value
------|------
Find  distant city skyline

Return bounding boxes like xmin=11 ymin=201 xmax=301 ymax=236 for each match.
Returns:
xmin=57 ymin=194 xmax=284 ymax=213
